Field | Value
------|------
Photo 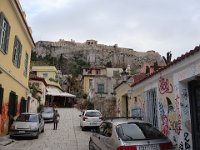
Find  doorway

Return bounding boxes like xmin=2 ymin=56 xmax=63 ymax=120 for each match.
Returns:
xmin=188 ymin=80 xmax=200 ymax=150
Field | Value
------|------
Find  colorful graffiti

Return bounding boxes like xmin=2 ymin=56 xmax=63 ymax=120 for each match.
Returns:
xmin=0 ymin=100 xmax=21 ymax=135
xmin=159 ymin=77 xmax=173 ymax=94
xmin=159 ymin=102 xmax=169 ymax=136
xmin=0 ymin=102 xmax=8 ymax=134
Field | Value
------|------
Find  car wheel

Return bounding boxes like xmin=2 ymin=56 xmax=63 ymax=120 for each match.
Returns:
xmin=89 ymin=140 xmax=95 ymax=150
xmin=41 ymin=127 xmax=44 ymax=133
xmin=35 ymin=130 xmax=39 ymax=139
xmin=81 ymin=126 xmax=85 ymax=131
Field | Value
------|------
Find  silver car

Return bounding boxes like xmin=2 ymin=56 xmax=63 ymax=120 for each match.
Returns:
xmin=41 ymin=107 xmax=55 ymax=122
xmin=10 ymin=113 xmax=44 ymax=139
xmin=89 ymin=118 xmax=174 ymax=150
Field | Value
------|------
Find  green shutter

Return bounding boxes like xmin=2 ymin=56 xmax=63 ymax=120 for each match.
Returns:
xmin=0 ymin=86 xmax=4 ymax=114
xmin=5 ymin=23 xmax=10 ymax=54
xmin=17 ymin=42 xmax=22 ymax=68
xmin=0 ymin=12 xmax=3 ymax=49
xmin=14 ymin=95 xmax=18 ymax=116
xmin=12 ymin=37 xmax=17 ymax=64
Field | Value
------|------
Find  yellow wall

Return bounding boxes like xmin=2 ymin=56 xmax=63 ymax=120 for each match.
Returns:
xmin=32 ymin=66 xmax=58 ymax=80
xmin=115 ymin=83 xmax=131 ymax=117
xmin=128 ymin=88 xmax=144 ymax=117
xmin=83 ymin=76 xmax=94 ymax=94
xmin=0 ymin=0 xmax=34 ymax=135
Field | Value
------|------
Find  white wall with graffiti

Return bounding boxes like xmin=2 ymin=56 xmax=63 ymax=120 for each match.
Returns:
xmin=128 ymin=54 xmax=200 ymax=150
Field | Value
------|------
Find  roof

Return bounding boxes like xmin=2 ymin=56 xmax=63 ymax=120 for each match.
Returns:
xmin=29 ymin=74 xmax=47 ymax=86
xmin=104 ymin=118 xmax=145 ymax=126
xmin=46 ymin=86 xmax=76 ymax=98
xmin=14 ymin=0 xmax=35 ymax=46
xmin=131 ymin=45 xmax=200 ymax=87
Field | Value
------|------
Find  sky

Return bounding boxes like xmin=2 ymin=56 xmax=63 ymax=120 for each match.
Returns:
xmin=19 ymin=0 xmax=200 ymax=59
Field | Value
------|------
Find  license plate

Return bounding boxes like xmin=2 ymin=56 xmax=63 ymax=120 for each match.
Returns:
xmin=18 ymin=131 xmax=25 ymax=133
xmin=139 ymin=145 xmax=159 ymax=150
xmin=90 ymin=123 xmax=97 ymax=125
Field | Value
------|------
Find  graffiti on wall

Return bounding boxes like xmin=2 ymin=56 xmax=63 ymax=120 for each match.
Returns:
xmin=0 ymin=102 xmax=8 ymax=134
xmin=159 ymin=77 xmax=173 ymax=94
xmin=159 ymin=102 xmax=169 ymax=136
xmin=0 ymin=100 xmax=20 ymax=134
xmin=131 ymin=97 xmax=143 ymax=120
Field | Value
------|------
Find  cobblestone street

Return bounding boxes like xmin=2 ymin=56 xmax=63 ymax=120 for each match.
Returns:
xmin=0 ymin=108 xmax=91 ymax=150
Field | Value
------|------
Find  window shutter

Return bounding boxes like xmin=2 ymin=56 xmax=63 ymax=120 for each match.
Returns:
xmin=8 ymin=91 xmax=14 ymax=116
xmin=12 ymin=37 xmax=17 ymax=64
xmin=0 ymin=12 xmax=3 ymax=49
xmin=14 ymin=94 xmax=18 ymax=116
xmin=0 ymin=86 xmax=4 ymax=114
xmin=5 ymin=23 xmax=10 ymax=54
xmin=17 ymin=44 xmax=22 ymax=68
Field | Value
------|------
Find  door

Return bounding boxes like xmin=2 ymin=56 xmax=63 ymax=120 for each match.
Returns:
xmin=188 ymin=80 xmax=200 ymax=150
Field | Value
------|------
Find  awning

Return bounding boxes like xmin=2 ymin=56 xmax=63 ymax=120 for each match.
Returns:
xmin=46 ymin=86 xmax=76 ymax=98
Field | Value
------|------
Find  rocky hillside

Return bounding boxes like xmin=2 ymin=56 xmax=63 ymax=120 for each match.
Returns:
xmin=33 ymin=39 xmax=165 ymax=74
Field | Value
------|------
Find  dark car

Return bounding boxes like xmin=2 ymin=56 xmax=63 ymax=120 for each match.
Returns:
xmin=10 ymin=113 xmax=44 ymax=139
xmin=41 ymin=107 xmax=55 ymax=122
xmin=89 ymin=118 xmax=174 ymax=150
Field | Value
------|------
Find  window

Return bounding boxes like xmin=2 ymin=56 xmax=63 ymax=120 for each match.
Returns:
xmin=116 ymin=122 xmax=166 ymax=141
xmin=43 ymin=73 xmax=48 ymax=78
xmin=20 ymin=97 xmax=26 ymax=113
xmin=89 ymin=79 xmax=93 ymax=89
xmin=8 ymin=91 xmax=18 ymax=116
xmin=97 ymin=84 xmax=104 ymax=93
xmin=96 ymin=69 xmax=100 ymax=75
xmin=12 ymin=36 xmax=22 ymax=68
xmin=0 ymin=12 xmax=10 ymax=54
xmin=24 ymin=53 xmax=29 ymax=76
xmin=0 ymin=85 xmax=4 ymax=114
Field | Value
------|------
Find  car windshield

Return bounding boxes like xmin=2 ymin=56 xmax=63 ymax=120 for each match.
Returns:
xmin=42 ymin=107 xmax=54 ymax=113
xmin=16 ymin=114 xmax=38 ymax=122
xmin=116 ymin=122 xmax=166 ymax=141
xmin=85 ymin=111 xmax=101 ymax=117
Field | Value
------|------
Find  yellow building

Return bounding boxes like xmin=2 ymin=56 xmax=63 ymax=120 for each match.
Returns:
xmin=31 ymin=66 xmax=60 ymax=87
xmin=0 ymin=0 xmax=35 ymax=135
xmin=82 ymin=67 xmax=107 ymax=95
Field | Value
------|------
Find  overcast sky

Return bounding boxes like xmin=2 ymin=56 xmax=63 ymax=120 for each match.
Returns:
xmin=19 ymin=0 xmax=200 ymax=59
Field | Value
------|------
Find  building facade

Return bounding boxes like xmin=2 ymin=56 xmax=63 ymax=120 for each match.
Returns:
xmin=0 ymin=0 xmax=34 ymax=135
xmin=116 ymin=46 xmax=200 ymax=150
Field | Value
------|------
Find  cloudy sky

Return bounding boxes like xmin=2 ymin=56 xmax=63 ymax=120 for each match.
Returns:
xmin=19 ymin=0 xmax=200 ymax=59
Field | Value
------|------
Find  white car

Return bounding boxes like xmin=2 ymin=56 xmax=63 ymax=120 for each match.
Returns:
xmin=79 ymin=110 xmax=103 ymax=131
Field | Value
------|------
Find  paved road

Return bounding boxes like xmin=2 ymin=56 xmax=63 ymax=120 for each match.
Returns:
xmin=1 ymin=108 xmax=91 ymax=150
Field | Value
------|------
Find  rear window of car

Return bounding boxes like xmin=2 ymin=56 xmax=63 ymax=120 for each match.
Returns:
xmin=116 ymin=122 xmax=166 ymax=141
xmin=42 ymin=107 xmax=54 ymax=113
xmin=85 ymin=111 xmax=101 ymax=117
xmin=16 ymin=114 xmax=38 ymax=122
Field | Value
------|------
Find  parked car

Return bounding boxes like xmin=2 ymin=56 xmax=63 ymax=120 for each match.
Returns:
xmin=89 ymin=118 xmax=174 ymax=150
xmin=10 ymin=113 xmax=44 ymax=139
xmin=41 ymin=107 xmax=55 ymax=122
xmin=79 ymin=110 xmax=103 ymax=131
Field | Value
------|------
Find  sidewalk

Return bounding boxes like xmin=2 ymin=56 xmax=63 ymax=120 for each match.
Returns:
xmin=0 ymin=135 xmax=14 ymax=146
